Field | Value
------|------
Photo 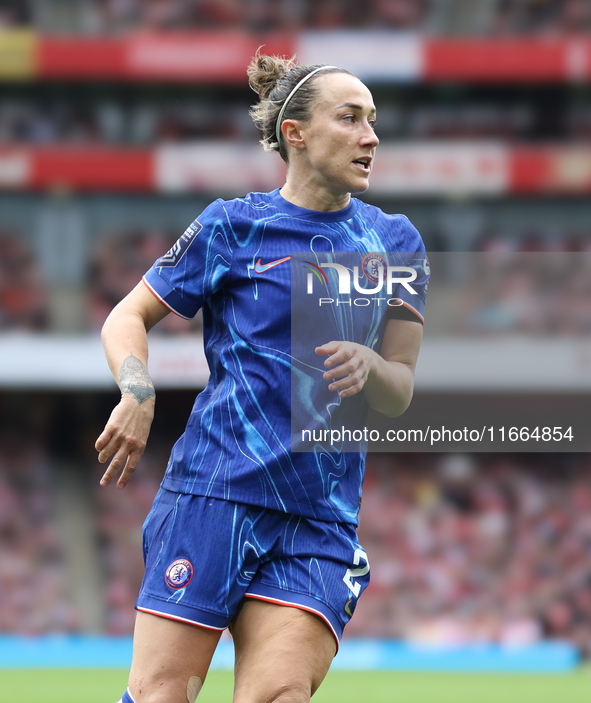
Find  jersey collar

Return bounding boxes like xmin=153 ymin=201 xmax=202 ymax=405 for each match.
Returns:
xmin=269 ymin=188 xmax=358 ymax=223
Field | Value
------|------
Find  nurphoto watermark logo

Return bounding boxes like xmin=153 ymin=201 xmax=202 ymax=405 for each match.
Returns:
xmin=290 ymin=251 xmax=429 ymax=453
xmin=303 ymin=253 xmax=425 ymax=308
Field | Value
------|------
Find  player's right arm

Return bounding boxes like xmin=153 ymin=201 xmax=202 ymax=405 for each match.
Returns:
xmin=95 ymin=281 xmax=171 ymax=488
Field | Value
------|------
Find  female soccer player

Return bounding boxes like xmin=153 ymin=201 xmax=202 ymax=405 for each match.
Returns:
xmin=96 ymin=52 xmax=428 ymax=703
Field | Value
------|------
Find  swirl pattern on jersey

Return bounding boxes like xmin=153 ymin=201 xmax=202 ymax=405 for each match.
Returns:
xmin=143 ymin=188 xmax=428 ymax=525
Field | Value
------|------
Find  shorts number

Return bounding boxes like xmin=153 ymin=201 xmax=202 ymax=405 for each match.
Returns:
xmin=342 ymin=549 xmax=370 ymax=597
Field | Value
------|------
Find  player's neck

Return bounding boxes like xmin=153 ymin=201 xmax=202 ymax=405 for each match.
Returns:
xmin=280 ymin=178 xmax=351 ymax=213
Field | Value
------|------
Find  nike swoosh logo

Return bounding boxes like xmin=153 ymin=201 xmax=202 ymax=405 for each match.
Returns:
xmin=254 ymin=256 xmax=292 ymax=274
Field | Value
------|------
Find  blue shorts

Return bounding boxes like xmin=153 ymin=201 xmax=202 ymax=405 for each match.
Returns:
xmin=136 ymin=488 xmax=370 ymax=648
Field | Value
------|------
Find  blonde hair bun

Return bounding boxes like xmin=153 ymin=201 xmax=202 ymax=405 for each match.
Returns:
xmin=247 ymin=50 xmax=296 ymax=102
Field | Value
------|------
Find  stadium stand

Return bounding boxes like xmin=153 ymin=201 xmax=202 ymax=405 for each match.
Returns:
xmin=88 ymin=228 xmax=203 ymax=334
xmin=0 ymin=0 xmax=435 ymax=33
xmin=0 ymin=224 xmax=584 ymax=337
xmin=0 ymin=231 xmax=49 ymax=331
xmin=0 ymin=433 xmax=80 ymax=634
xmin=489 ymin=0 xmax=591 ymax=36
xmin=6 ymin=1 xmax=591 ymax=35
xmin=6 ymin=88 xmax=591 ymax=146
xmin=354 ymin=454 xmax=591 ymax=660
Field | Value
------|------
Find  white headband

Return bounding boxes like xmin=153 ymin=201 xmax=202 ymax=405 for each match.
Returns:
xmin=271 ymin=65 xmax=338 ymax=148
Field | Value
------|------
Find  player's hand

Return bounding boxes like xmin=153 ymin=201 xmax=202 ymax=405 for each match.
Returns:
xmin=315 ymin=341 xmax=377 ymax=398
xmin=95 ymin=396 xmax=155 ymax=488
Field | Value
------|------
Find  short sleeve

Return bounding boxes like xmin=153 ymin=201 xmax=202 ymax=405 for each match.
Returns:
xmin=143 ymin=199 xmax=232 ymax=319
xmin=386 ymin=215 xmax=429 ymax=324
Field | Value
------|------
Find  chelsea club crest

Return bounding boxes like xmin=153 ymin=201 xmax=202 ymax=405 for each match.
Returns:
xmin=165 ymin=558 xmax=194 ymax=589
xmin=361 ymin=253 xmax=387 ymax=283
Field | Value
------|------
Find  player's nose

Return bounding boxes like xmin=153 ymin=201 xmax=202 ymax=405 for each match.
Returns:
xmin=361 ymin=121 xmax=379 ymax=149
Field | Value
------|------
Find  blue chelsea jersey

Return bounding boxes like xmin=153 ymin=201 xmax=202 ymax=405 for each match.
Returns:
xmin=143 ymin=188 xmax=428 ymax=525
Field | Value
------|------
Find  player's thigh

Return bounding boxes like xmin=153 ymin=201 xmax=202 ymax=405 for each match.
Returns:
xmin=128 ymin=610 xmax=222 ymax=703
xmin=231 ymin=599 xmax=336 ymax=703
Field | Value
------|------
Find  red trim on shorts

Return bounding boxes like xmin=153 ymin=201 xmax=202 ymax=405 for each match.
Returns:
xmin=243 ymin=593 xmax=339 ymax=653
xmin=136 ymin=606 xmax=225 ymax=631
xmin=142 ymin=276 xmax=191 ymax=320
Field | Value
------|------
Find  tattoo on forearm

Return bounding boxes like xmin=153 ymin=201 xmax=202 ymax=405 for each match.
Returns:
xmin=119 ymin=355 xmax=156 ymax=405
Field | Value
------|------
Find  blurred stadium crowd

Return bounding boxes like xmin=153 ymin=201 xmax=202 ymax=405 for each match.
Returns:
xmin=0 ymin=0 xmax=431 ymax=32
xmin=449 ymin=250 xmax=591 ymax=337
xmin=3 ymin=88 xmax=591 ymax=146
xmin=3 ymin=438 xmax=591 ymax=659
xmin=0 ymin=232 xmax=48 ymax=331
xmin=2 ymin=0 xmax=591 ymax=35
xmin=0 ymin=433 xmax=78 ymax=634
xmin=353 ymin=453 xmax=591 ymax=659
xmin=3 ymin=227 xmax=591 ymax=337
xmin=0 ymin=93 xmax=255 ymax=146
xmin=0 ymin=227 xmax=203 ymax=334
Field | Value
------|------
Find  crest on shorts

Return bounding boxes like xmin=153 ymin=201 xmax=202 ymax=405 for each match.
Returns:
xmin=157 ymin=221 xmax=203 ymax=268
xmin=361 ymin=254 xmax=387 ymax=283
xmin=165 ymin=558 xmax=194 ymax=589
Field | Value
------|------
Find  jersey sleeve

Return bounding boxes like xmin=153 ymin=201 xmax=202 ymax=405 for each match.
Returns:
xmin=386 ymin=215 xmax=429 ymax=325
xmin=143 ymin=199 xmax=232 ymax=319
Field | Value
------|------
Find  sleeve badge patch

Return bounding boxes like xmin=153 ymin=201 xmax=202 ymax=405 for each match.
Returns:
xmin=157 ymin=220 xmax=203 ymax=268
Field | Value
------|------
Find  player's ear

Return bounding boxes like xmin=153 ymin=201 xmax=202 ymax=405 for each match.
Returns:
xmin=281 ymin=119 xmax=306 ymax=151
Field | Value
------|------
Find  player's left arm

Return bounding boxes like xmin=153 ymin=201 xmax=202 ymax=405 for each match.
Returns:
xmin=315 ymin=318 xmax=423 ymax=417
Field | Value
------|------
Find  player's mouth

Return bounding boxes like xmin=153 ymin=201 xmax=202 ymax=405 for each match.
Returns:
xmin=352 ymin=156 xmax=372 ymax=172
